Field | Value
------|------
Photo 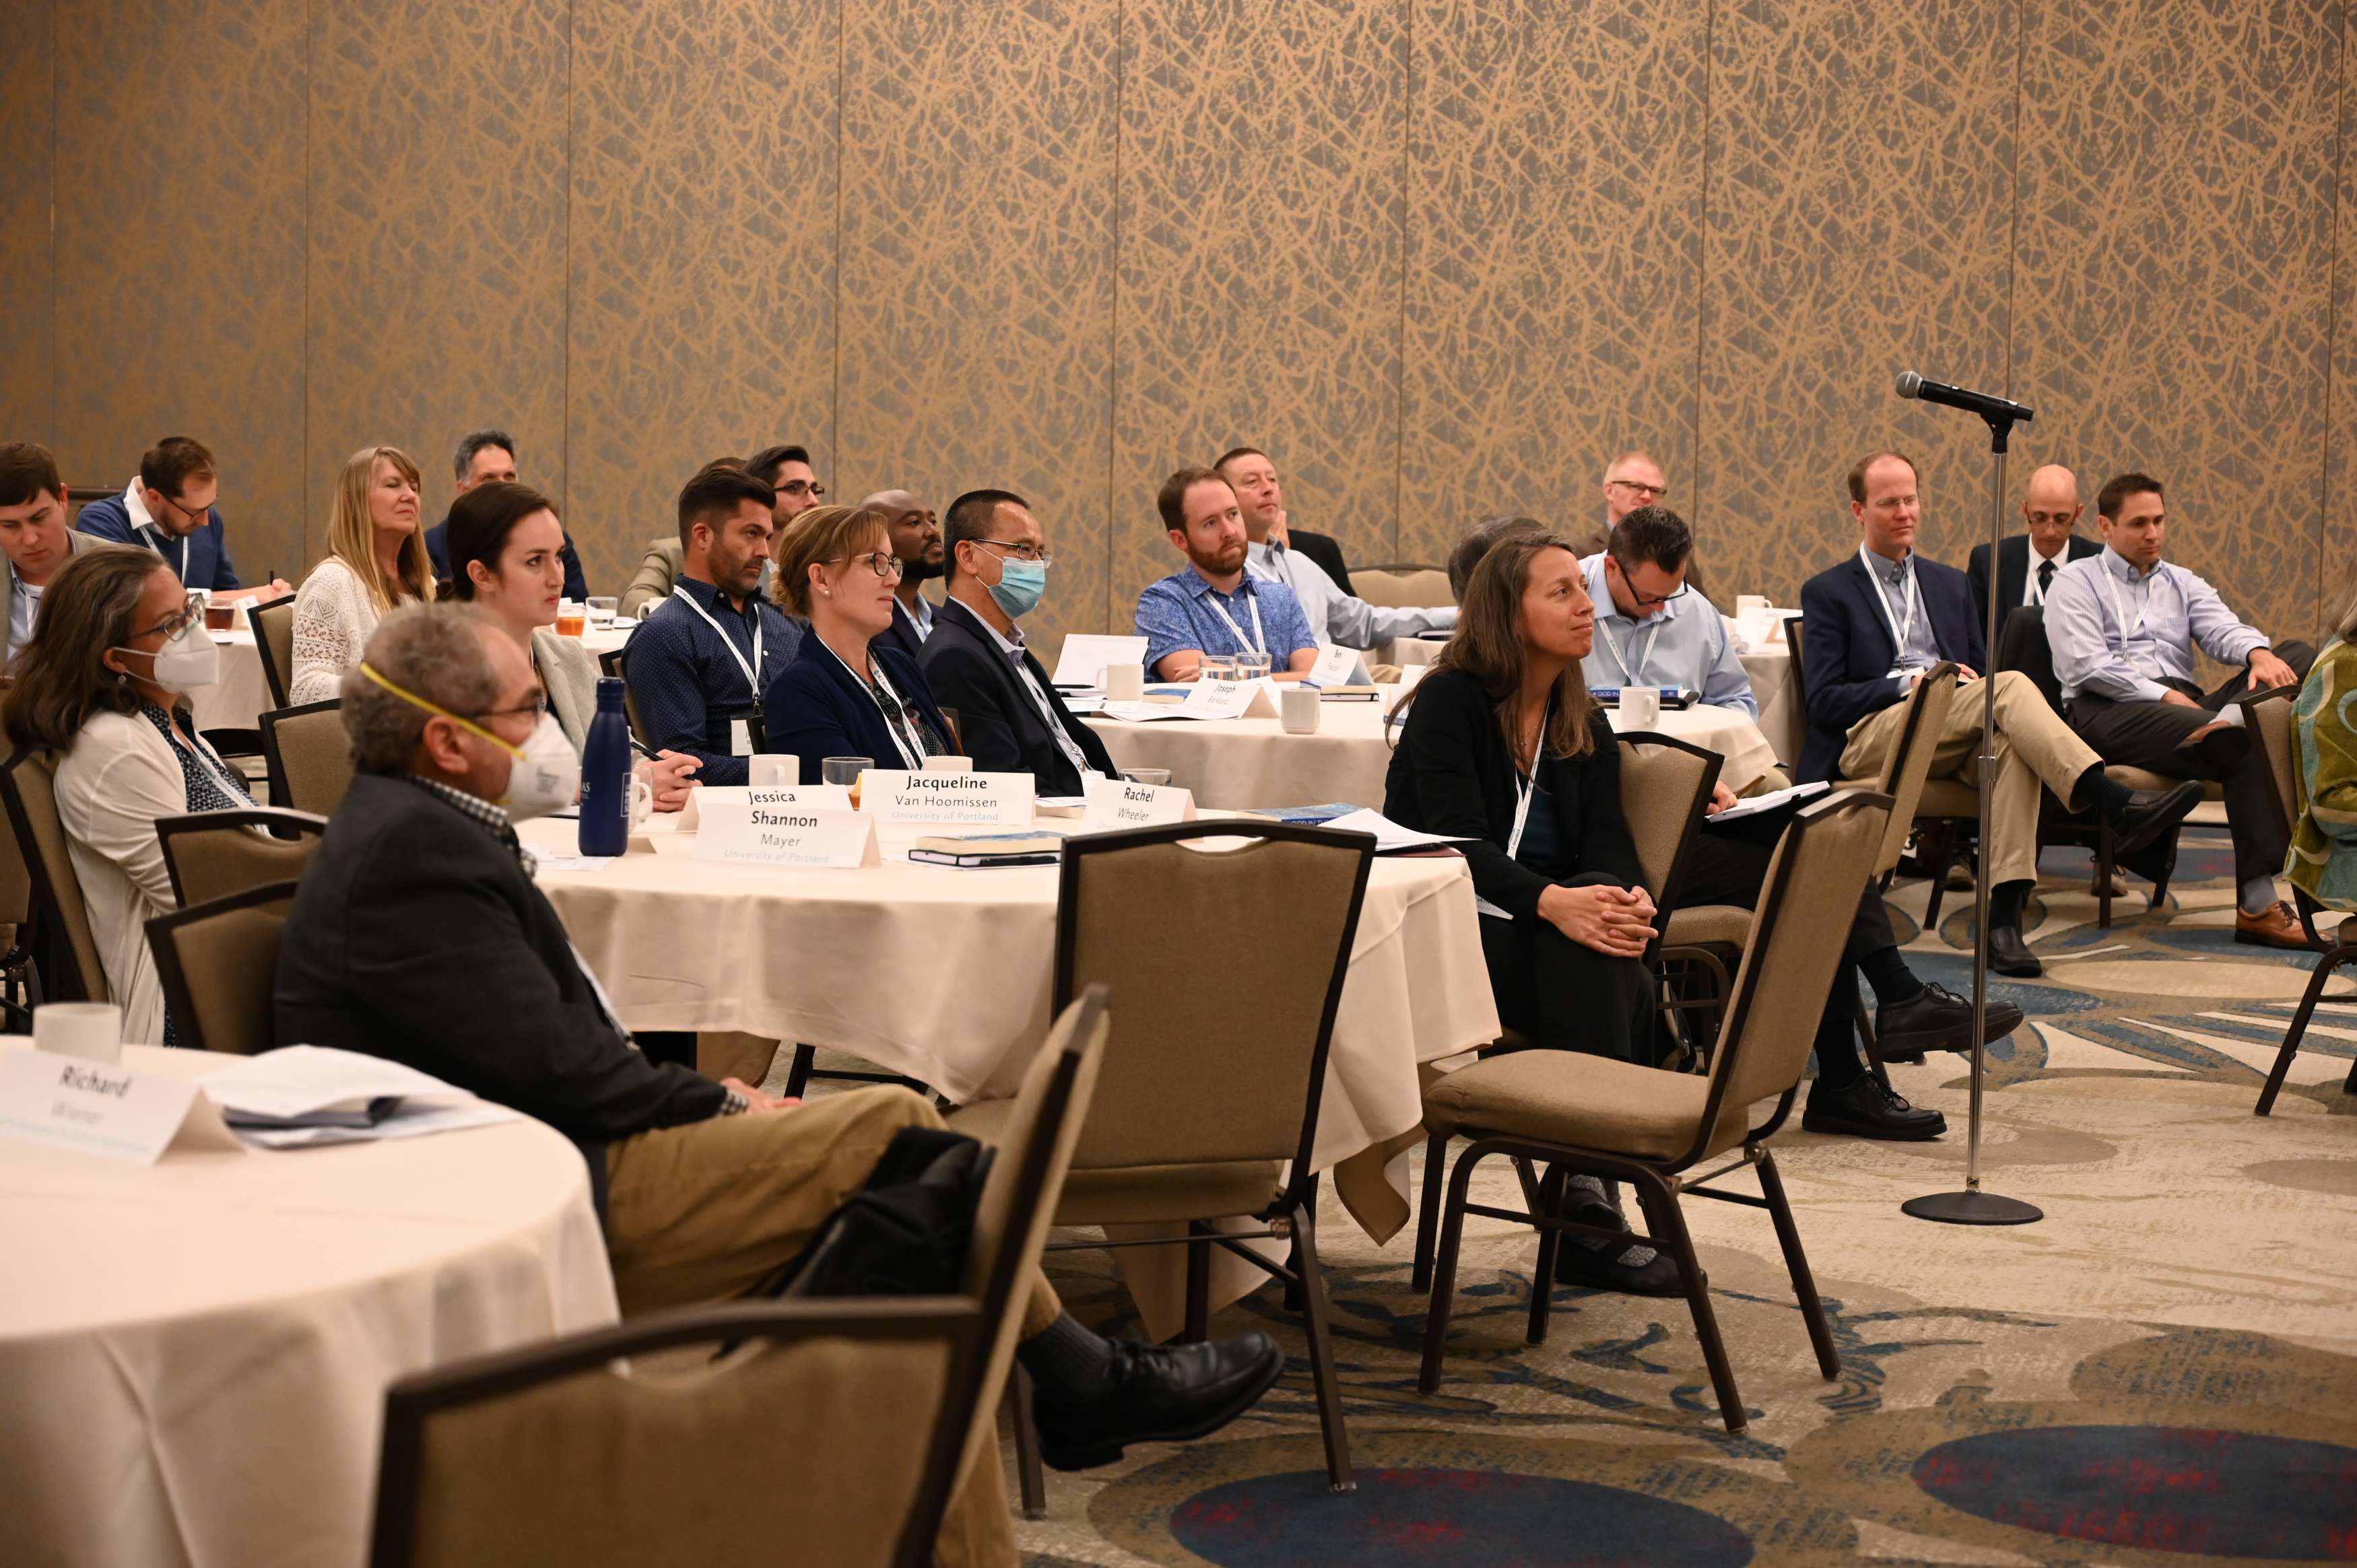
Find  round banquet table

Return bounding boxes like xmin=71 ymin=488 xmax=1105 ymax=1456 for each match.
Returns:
xmin=0 ymin=1042 xmax=618 ymax=1568
xmin=522 ymin=811 xmax=1501 ymax=1334
xmin=190 ymin=629 xmax=274 ymax=734
xmin=1082 ymin=695 xmax=1781 ymax=811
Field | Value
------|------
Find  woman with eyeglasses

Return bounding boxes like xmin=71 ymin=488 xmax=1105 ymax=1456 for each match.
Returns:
xmin=761 ymin=504 xmax=957 ymax=782
xmin=2 ymin=547 xmax=253 ymax=1046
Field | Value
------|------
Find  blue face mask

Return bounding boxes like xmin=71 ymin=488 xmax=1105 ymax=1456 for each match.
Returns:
xmin=986 ymin=556 xmax=1049 ymax=619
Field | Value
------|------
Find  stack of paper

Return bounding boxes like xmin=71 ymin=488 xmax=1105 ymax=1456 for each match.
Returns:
xmin=199 ymin=1046 xmax=518 ymax=1149
xmin=1318 ymin=808 xmax=1476 ymax=854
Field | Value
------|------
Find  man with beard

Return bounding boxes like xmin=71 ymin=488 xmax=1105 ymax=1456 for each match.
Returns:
xmin=862 ymin=488 xmax=944 ymax=661
xmin=1134 ymin=467 xmax=1319 ymax=681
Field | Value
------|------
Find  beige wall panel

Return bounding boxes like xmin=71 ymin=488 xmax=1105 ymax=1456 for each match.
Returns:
xmin=306 ymin=0 xmax=569 ymax=574
xmin=836 ymin=0 xmax=1119 ymax=650
xmin=2014 ymin=0 xmax=2339 ymax=645
xmin=1401 ymin=0 xmax=1707 ymax=568
xmin=2329 ymin=3 xmax=2357 ymax=633
xmin=0 ymin=2 xmax=53 ymax=447
xmin=1110 ymin=0 xmax=1407 ymax=633
xmin=1698 ymin=0 xmax=2019 ymax=607
xmin=566 ymin=0 xmax=838 ymax=596
xmin=54 ymin=0 xmax=306 ymax=578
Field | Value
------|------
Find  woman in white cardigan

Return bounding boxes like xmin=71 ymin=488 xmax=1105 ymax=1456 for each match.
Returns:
xmin=289 ymin=444 xmax=435 ymax=703
xmin=1 ymin=546 xmax=254 ymax=1045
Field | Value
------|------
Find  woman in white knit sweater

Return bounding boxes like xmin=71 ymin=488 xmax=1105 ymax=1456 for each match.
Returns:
xmin=290 ymin=445 xmax=436 ymax=703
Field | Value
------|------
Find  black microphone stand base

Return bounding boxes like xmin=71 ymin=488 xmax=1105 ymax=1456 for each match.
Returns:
xmin=1900 ymin=1189 xmax=2044 ymax=1226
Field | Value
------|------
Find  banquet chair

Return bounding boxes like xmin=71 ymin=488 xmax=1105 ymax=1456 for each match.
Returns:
xmin=1352 ymin=564 xmax=1453 ymax=610
xmin=944 ymin=821 xmax=1376 ymax=1501
xmin=370 ymin=986 xmax=1109 ymax=1568
xmin=146 ymin=880 xmax=296 ymax=1054
xmin=2242 ymin=687 xmax=2357 ymax=1114
xmin=595 ymin=647 xmax=649 ymax=748
xmin=156 ymin=809 xmax=328 ymax=908
xmin=261 ymin=701 xmax=356 ymax=817
xmin=0 ymin=747 xmax=110 ymax=1002
xmin=1613 ymin=733 xmax=1727 ymax=1059
xmin=1414 ymin=789 xmax=1890 ymax=1433
xmin=0 ymin=780 xmax=38 ymax=1029
xmin=248 ymin=594 xmax=298 ymax=712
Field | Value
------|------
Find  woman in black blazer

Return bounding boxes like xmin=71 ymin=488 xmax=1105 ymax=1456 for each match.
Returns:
xmin=762 ymin=505 xmax=955 ymax=782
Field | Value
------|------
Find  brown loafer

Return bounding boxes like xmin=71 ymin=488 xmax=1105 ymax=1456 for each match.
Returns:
xmin=2236 ymin=899 xmax=2321 ymax=951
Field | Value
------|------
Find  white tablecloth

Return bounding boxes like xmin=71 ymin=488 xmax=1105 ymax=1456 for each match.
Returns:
xmin=1082 ymin=697 xmax=1780 ymax=809
xmin=191 ymin=631 xmax=274 ymax=734
xmin=0 ymin=1044 xmax=616 ymax=1568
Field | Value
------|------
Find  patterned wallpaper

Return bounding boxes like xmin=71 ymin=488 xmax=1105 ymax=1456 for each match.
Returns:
xmin=1 ymin=0 xmax=2349 ymax=643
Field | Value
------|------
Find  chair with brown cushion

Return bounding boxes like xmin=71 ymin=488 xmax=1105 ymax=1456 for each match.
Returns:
xmin=1612 ymin=732 xmax=1728 ymax=1054
xmin=1414 ymin=789 xmax=1892 ymax=1433
xmin=0 ymin=747 xmax=109 ymax=1002
xmin=1351 ymin=564 xmax=1454 ymax=609
xmin=248 ymin=594 xmax=298 ymax=712
xmin=370 ymin=986 xmax=1110 ymax=1568
xmin=2243 ymin=687 xmax=2357 ymax=1114
xmin=261 ymin=701 xmax=356 ymax=817
xmin=0 ymin=772 xmax=38 ymax=1029
xmin=155 ymin=809 xmax=329 ymax=908
xmin=945 ymin=821 xmax=1376 ymax=1499
xmin=145 ymin=880 xmax=296 ymax=1055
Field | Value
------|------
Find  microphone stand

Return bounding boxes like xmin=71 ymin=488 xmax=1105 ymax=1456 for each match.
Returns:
xmin=1900 ymin=407 xmax=2043 ymax=1227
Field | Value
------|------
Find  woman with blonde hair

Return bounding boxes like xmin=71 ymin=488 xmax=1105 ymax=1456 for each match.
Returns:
xmin=289 ymin=444 xmax=434 ymax=702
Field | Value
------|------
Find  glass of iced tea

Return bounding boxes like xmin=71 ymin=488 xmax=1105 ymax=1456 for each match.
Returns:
xmin=556 ymin=600 xmax=587 ymax=637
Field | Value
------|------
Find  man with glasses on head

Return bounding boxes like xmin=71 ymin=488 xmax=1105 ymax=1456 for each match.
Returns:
xmin=921 ymin=488 xmax=1121 ymax=795
xmin=423 ymin=429 xmax=588 ymax=600
xmin=75 ymin=436 xmax=292 ymax=605
xmin=861 ymin=489 xmax=945 ymax=661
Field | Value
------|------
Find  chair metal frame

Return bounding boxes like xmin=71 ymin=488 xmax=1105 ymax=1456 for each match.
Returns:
xmin=1616 ymin=731 xmax=1730 ymax=1061
xmin=0 ymin=745 xmax=108 ymax=1002
xmin=145 ymin=879 xmax=298 ymax=1056
xmin=248 ymin=592 xmax=299 ymax=712
xmin=1412 ymin=790 xmax=1891 ymax=1434
xmin=260 ymin=699 xmax=350 ymax=815
xmin=2240 ymin=685 xmax=2357 ymax=1114
xmin=154 ymin=808 xmax=329 ymax=906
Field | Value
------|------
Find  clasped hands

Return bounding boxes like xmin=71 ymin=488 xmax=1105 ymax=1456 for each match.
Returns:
xmin=1536 ymin=881 xmax=1658 ymax=957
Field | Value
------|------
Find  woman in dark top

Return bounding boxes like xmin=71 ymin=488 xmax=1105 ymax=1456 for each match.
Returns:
xmin=1387 ymin=530 xmax=1657 ymax=1064
xmin=762 ymin=504 xmax=956 ymax=781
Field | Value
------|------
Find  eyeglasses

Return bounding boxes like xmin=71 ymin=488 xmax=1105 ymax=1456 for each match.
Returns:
xmin=469 ymin=688 xmax=550 ymax=722
xmin=133 ymin=592 xmax=207 ymax=642
xmin=157 ymin=491 xmax=211 ymax=526
xmin=1606 ymin=479 xmax=1668 ymax=500
xmin=840 ymin=551 xmax=904 ymax=580
xmin=974 ymin=539 xmax=1053 ymax=566
xmin=778 ymin=479 xmax=827 ymax=499
xmin=1627 ymin=583 xmax=1691 ymax=611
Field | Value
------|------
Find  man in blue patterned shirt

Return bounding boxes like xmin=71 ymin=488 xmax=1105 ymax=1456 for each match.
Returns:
xmin=1133 ymin=466 xmax=1319 ymax=681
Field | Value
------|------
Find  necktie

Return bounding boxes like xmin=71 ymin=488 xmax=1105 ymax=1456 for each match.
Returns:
xmin=2037 ymin=559 xmax=2055 ymax=599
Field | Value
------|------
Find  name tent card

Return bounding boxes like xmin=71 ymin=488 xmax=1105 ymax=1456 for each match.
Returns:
xmin=691 ymin=796 xmax=879 ymax=868
xmin=1051 ymin=634 xmax=1150 ymax=687
xmin=1080 ymin=776 xmax=1197 ymax=830
xmin=0 ymin=1050 xmax=242 ymax=1165
xmin=1304 ymin=644 xmax=1368 ymax=688
xmin=859 ymin=770 xmax=1035 ymax=827
xmin=677 ymin=783 xmax=851 ymax=831
xmin=1176 ymin=677 xmax=1280 ymax=721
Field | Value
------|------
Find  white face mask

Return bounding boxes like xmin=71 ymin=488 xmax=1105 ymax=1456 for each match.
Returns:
xmin=112 ymin=619 xmax=220 ymax=694
xmin=498 ymin=712 xmax=582 ymax=822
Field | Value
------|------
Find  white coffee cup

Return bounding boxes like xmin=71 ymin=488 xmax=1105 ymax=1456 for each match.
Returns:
xmin=1104 ymin=662 xmax=1146 ymax=702
xmin=1281 ymin=685 xmax=1322 ymax=735
xmin=921 ymin=755 xmax=973 ymax=774
xmin=1620 ymin=686 xmax=1661 ymax=730
xmin=750 ymin=754 xmax=797 ymax=787
xmin=35 ymin=1002 xmax=124 ymax=1065
xmin=627 ymin=776 xmax=655 ymax=831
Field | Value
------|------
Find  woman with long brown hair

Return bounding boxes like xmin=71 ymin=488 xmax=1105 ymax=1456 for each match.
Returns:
xmin=289 ymin=445 xmax=435 ymax=702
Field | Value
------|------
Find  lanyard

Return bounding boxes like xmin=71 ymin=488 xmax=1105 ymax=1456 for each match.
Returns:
xmin=1599 ymin=613 xmax=1664 ymax=688
xmin=166 ymin=716 xmax=249 ymax=803
xmin=2102 ymin=561 xmax=2155 ymax=644
xmin=670 ymin=586 xmax=765 ymax=704
xmin=826 ymin=641 xmax=927 ymax=770
xmin=143 ymin=525 xmax=190 ymax=582
xmin=1859 ymin=547 xmax=1923 ymax=673
xmin=1506 ymin=693 xmax=1552 ymax=860
xmin=1203 ymin=584 xmax=1267 ymax=656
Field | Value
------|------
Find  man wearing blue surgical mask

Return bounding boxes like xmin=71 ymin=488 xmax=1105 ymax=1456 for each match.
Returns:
xmin=919 ymin=488 xmax=1121 ymax=796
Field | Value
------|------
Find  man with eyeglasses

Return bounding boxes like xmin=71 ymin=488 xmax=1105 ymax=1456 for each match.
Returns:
xmin=620 ymin=446 xmax=820 ymax=618
xmin=1965 ymin=463 xmax=2102 ymax=648
xmin=862 ymin=489 xmax=945 ymax=662
xmin=920 ymin=488 xmax=1120 ymax=795
xmin=1579 ymin=506 xmax=1758 ymax=734
xmin=74 ymin=436 xmax=291 ymax=605
xmin=423 ymin=429 xmax=588 ymax=600
xmin=1601 ymin=450 xmax=1669 ymax=529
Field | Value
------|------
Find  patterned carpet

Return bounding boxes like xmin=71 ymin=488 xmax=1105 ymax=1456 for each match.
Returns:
xmin=997 ymin=826 xmax=2357 ymax=1566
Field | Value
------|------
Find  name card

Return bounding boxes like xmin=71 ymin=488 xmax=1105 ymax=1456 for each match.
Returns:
xmin=1381 ymin=662 xmax=1430 ymax=712
xmin=1178 ymin=677 xmax=1280 ymax=721
xmin=1303 ymin=644 xmax=1368 ymax=688
xmin=0 ymin=1050 xmax=243 ymax=1165
xmin=1081 ymin=775 xmax=1197 ymax=830
xmin=677 ymin=782 xmax=851 ymax=831
xmin=1051 ymin=633 xmax=1150 ymax=687
xmin=691 ymin=799 xmax=880 ymax=867
xmin=859 ymin=770 xmax=1035 ymax=827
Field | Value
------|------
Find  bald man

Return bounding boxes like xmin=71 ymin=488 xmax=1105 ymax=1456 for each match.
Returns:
xmin=1967 ymin=463 xmax=2102 ymax=648
xmin=863 ymin=488 xmax=943 ymax=661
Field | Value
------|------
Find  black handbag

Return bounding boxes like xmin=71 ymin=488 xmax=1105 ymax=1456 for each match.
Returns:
xmin=764 ymin=1126 xmax=995 ymax=1299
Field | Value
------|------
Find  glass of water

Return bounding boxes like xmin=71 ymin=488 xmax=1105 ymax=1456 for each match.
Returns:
xmin=1233 ymin=651 xmax=1273 ymax=683
xmin=1201 ymin=653 xmax=1238 ymax=683
xmin=587 ymin=595 xmax=620 ymax=627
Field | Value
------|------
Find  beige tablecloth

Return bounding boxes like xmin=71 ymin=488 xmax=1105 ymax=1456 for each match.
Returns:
xmin=0 ymin=1044 xmax=618 ymax=1568
xmin=1083 ymin=698 xmax=1780 ymax=809
xmin=191 ymin=631 xmax=274 ymax=734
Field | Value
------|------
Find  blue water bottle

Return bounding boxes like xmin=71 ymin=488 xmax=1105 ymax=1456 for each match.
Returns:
xmin=578 ymin=677 xmax=635 ymax=856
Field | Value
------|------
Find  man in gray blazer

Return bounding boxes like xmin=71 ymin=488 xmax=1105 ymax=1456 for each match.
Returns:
xmin=0 ymin=443 xmax=101 ymax=664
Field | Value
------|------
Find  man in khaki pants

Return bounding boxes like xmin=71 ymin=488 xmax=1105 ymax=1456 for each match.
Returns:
xmin=1796 ymin=452 xmax=2199 ymax=977
xmin=276 ymin=603 xmax=1285 ymax=1564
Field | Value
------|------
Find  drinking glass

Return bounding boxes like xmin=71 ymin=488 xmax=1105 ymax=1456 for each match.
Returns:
xmin=1233 ymin=651 xmax=1273 ymax=683
xmin=556 ymin=600 xmax=587 ymax=637
xmin=587 ymin=595 xmax=620 ymax=627
xmin=1123 ymin=769 xmax=1172 ymax=788
xmin=1201 ymin=654 xmax=1238 ymax=683
xmin=822 ymin=756 xmax=872 ymax=808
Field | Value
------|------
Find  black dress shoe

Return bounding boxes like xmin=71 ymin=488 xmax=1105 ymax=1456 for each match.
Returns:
xmin=1554 ymin=1239 xmax=1686 ymax=1297
xmin=2108 ymin=780 xmax=2203 ymax=858
xmin=1802 ymin=1077 xmax=1948 ymax=1140
xmin=1987 ymin=924 xmax=2043 ymax=977
xmin=1874 ymin=981 xmax=2026 ymax=1058
xmin=1033 ymin=1331 xmax=1286 ymax=1472
xmin=2174 ymin=720 xmax=2251 ymax=776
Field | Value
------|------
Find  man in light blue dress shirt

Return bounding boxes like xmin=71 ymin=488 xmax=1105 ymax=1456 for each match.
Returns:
xmin=1580 ymin=507 xmax=1756 ymax=712
xmin=1133 ymin=467 xmax=1320 ymax=682
xmin=2046 ymin=470 xmax=2315 ymax=947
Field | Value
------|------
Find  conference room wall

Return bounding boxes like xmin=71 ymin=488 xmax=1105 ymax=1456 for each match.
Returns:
xmin=0 ymin=0 xmax=2346 ymax=649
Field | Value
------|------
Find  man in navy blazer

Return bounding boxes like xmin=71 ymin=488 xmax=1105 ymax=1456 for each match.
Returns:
xmin=1966 ymin=463 xmax=2103 ymax=651
xmin=1798 ymin=451 xmax=2197 ymax=974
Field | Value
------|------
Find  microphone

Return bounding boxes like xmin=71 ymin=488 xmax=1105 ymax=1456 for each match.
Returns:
xmin=1894 ymin=370 xmax=2033 ymax=424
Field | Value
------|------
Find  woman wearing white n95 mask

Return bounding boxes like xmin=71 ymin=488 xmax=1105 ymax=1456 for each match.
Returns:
xmin=0 ymin=547 xmax=252 ymax=1046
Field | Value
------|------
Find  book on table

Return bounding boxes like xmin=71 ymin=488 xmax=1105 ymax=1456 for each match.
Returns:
xmin=908 ymin=831 xmax=1066 ymax=868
